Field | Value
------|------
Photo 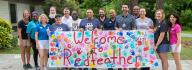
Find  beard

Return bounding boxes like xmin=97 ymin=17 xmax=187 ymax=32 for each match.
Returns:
xmin=49 ymin=13 xmax=56 ymax=18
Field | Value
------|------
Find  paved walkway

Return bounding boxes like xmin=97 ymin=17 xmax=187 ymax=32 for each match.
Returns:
xmin=0 ymin=54 xmax=192 ymax=70
xmin=181 ymin=33 xmax=192 ymax=38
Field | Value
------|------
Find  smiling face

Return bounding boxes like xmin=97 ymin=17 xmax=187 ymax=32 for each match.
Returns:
xmin=63 ymin=8 xmax=70 ymax=17
xmin=170 ymin=15 xmax=177 ymax=24
xmin=155 ymin=10 xmax=164 ymax=21
xmin=23 ymin=10 xmax=30 ymax=19
xmin=86 ymin=9 xmax=94 ymax=19
xmin=139 ymin=8 xmax=146 ymax=17
xmin=122 ymin=5 xmax=129 ymax=13
xmin=99 ymin=9 xmax=105 ymax=17
xmin=50 ymin=7 xmax=56 ymax=14
xmin=109 ymin=9 xmax=116 ymax=18
xmin=41 ymin=16 xmax=47 ymax=24
xmin=133 ymin=6 xmax=140 ymax=15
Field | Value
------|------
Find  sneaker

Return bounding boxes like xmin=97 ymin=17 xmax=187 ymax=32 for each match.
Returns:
xmin=35 ymin=65 xmax=40 ymax=70
xmin=26 ymin=64 xmax=33 ymax=69
xmin=23 ymin=64 xmax=27 ymax=70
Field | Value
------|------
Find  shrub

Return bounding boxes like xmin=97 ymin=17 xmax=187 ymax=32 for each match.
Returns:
xmin=0 ymin=18 xmax=13 ymax=49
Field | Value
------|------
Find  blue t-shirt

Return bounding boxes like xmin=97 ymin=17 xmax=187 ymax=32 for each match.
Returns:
xmin=79 ymin=18 xmax=100 ymax=31
xmin=36 ymin=23 xmax=50 ymax=40
xmin=26 ymin=20 xmax=39 ymax=39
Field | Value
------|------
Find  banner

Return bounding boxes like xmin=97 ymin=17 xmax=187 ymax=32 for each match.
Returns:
xmin=49 ymin=30 xmax=158 ymax=68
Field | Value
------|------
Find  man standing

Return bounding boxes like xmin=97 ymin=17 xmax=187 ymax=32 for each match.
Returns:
xmin=69 ymin=10 xmax=81 ymax=31
xmin=116 ymin=4 xmax=136 ymax=30
xmin=61 ymin=7 xmax=72 ymax=25
xmin=116 ymin=4 xmax=136 ymax=70
xmin=79 ymin=9 xmax=100 ymax=31
xmin=48 ymin=6 xmax=57 ymax=25
xmin=132 ymin=5 xmax=140 ymax=19
xmin=98 ymin=8 xmax=109 ymax=30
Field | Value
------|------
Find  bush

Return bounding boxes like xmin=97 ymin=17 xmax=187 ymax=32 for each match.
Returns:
xmin=180 ymin=9 xmax=192 ymax=30
xmin=0 ymin=18 xmax=13 ymax=49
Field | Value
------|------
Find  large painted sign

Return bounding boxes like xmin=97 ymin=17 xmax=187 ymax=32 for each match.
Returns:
xmin=48 ymin=30 xmax=158 ymax=68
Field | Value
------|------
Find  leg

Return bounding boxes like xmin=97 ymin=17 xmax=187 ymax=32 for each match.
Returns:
xmin=158 ymin=53 xmax=168 ymax=70
xmin=172 ymin=53 xmax=182 ymax=70
xmin=44 ymin=49 xmax=49 ymax=67
xmin=19 ymin=43 xmax=26 ymax=65
xmin=39 ymin=49 xmax=45 ymax=70
xmin=31 ymin=39 xmax=39 ymax=66
xmin=26 ymin=40 xmax=31 ymax=64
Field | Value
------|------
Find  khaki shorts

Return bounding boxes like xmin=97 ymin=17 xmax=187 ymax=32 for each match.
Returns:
xmin=18 ymin=39 xmax=30 ymax=47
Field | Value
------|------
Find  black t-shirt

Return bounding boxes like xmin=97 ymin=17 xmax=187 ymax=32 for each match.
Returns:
xmin=48 ymin=17 xmax=55 ymax=25
xmin=154 ymin=20 xmax=169 ymax=45
xmin=18 ymin=20 xmax=28 ymax=39
xmin=98 ymin=17 xmax=109 ymax=29
xmin=103 ymin=19 xmax=117 ymax=30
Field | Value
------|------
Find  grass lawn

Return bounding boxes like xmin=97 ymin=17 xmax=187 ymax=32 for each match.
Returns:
xmin=182 ymin=30 xmax=192 ymax=34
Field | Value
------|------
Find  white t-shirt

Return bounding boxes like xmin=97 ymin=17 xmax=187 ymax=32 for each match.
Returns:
xmin=70 ymin=19 xmax=81 ymax=31
xmin=61 ymin=16 xmax=72 ymax=24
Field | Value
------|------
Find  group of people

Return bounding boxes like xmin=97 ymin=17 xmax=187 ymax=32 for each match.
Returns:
xmin=18 ymin=4 xmax=182 ymax=70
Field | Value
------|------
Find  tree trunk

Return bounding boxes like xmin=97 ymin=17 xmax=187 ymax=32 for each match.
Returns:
xmin=128 ymin=0 xmax=139 ymax=14
xmin=156 ymin=0 xmax=163 ymax=9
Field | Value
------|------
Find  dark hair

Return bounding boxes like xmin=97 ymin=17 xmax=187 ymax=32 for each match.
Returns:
xmin=168 ymin=13 xmax=182 ymax=28
xmin=122 ymin=3 xmax=129 ymax=8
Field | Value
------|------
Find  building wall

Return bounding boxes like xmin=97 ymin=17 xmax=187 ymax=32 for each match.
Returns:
xmin=0 ymin=1 xmax=10 ymax=21
xmin=16 ymin=3 xmax=30 ymax=22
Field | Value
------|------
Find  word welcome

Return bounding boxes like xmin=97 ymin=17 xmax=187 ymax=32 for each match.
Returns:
xmin=49 ymin=30 xmax=158 ymax=68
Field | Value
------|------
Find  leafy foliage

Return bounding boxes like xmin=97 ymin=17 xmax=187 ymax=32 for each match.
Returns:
xmin=0 ymin=18 xmax=13 ymax=49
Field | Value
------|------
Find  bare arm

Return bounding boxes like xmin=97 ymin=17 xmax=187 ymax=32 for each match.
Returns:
xmin=156 ymin=32 xmax=165 ymax=47
xmin=176 ymin=32 xmax=181 ymax=47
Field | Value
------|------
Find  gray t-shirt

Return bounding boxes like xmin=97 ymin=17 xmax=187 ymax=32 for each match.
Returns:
xmin=50 ymin=23 xmax=70 ymax=31
xmin=135 ymin=18 xmax=153 ymax=30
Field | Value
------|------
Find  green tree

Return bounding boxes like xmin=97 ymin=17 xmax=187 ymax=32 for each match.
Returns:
xmin=43 ymin=0 xmax=80 ymax=15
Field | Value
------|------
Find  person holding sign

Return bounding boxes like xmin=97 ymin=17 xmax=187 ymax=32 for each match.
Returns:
xmin=49 ymin=14 xmax=70 ymax=32
xmin=154 ymin=9 xmax=170 ymax=70
xmin=79 ymin=9 xmax=100 ymax=31
xmin=103 ymin=9 xmax=118 ymax=30
xmin=135 ymin=8 xmax=154 ymax=70
xmin=35 ymin=14 xmax=51 ymax=70
xmin=116 ymin=4 xmax=136 ymax=31
xmin=79 ymin=9 xmax=100 ymax=70
xmin=115 ymin=4 xmax=136 ymax=70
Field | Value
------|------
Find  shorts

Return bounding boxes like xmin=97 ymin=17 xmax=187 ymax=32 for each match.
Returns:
xmin=18 ymin=39 xmax=30 ymax=47
xmin=38 ymin=40 xmax=49 ymax=49
xmin=156 ymin=44 xmax=170 ymax=53
xmin=170 ymin=44 xmax=181 ymax=53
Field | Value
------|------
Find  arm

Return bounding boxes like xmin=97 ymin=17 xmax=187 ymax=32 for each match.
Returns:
xmin=155 ymin=32 xmax=165 ymax=47
xmin=18 ymin=22 xmax=22 ymax=45
xmin=176 ymin=32 xmax=181 ymax=47
xmin=35 ymin=32 xmax=39 ymax=48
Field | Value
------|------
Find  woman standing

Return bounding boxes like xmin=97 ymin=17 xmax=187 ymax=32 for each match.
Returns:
xmin=154 ymin=9 xmax=170 ymax=70
xmin=35 ymin=14 xmax=50 ymax=70
xmin=135 ymin=8 xmax=154 ymax=70
xmin=169 ymin=14 xmax=182 ymax=70
xmin=18 ymin=9 xmax=32 ymax=69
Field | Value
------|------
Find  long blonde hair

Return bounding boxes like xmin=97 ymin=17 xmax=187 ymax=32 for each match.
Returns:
xmin=155 ymin=9 xmax=165 ymax=20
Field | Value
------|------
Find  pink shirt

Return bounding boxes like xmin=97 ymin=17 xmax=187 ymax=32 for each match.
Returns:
xmin=169 ymin=24 xmax=181 ymax=45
